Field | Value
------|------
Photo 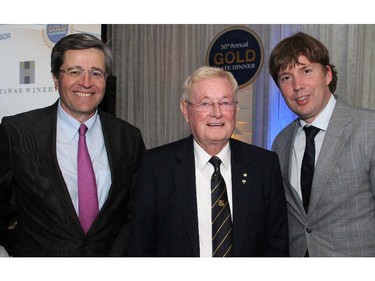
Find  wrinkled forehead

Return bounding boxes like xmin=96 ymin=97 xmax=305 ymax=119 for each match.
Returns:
xmin=191 ymin=77 xmax=234 ymax=99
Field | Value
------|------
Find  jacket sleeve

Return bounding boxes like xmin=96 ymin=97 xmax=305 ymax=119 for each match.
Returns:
xmin=127 ymin=152 xmax=157 ymax=256
xmin=0 ymin=120 xmax=17 ymax=254
xmin=265 ymin=153 xmax=289 ymax=257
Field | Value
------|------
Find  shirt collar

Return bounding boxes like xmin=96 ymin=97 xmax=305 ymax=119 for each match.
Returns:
xmin=299 ymin=93 xmax=336 ymax=131
xmin=193 ymin=140 xmax=231 ymax=171
xmin=57 ymin=99 xmax=99 ymax=141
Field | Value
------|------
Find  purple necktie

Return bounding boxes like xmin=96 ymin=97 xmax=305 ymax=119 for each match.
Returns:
xmin=78 ymin=124 xmax=99 ymax=234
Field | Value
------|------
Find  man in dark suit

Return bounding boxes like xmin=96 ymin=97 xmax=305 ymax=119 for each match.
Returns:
xmin=0 ymin=33 xmax=145 ymax=256
xmin=128 ymin=66 xmax=288 ymax=257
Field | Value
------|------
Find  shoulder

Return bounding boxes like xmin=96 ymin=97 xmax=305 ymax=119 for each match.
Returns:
xmin=1 ymin=103 xmax=56 ymax=128
xmin=350 ymin=107 xmax=375 ymax=137
xmin=276 ymin=120 xmax=298 ymax=137
xmin=230 ymin=138 xmax=278 ymax=159
xmin=272 ymin=120 xmax=298 ymax=149
xmin=335 ymin=98 xmax=375 ymax=126
xmin=99 ymin=110 xmax=142 ymax=135
xmin=335 ymin=96 xmax=375 ymax=116
xmin=140 ymin=137 xmax=193 ymax=167
xmin=351 ymin=106 xmax=375 ymax=120
xmin=147 ymin=136 xmax=192 ymax=156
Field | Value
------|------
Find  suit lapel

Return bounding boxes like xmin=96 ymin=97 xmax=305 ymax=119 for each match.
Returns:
xmin=281 ymin=122 xmax=298 ymax=190
xmin=277 ymin=121 xmax=307 ymax=218
xmin=93 ymin=111 xmax=128 ymax=225
xmin=33 ymin=102 xmax=81 ymax=227
xmin=230 ymin=140 xmax=254 ymax=255
xmin=174 ymin=137 xmax=200 ymax=256
xmin=97 ymin=112 xmax=116 ymax=201
xmin=308 ymin=99 xmax=352 ymax=213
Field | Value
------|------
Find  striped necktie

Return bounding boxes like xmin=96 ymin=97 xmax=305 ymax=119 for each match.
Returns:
xmin=209 ymin=156 xmax=233 ymax=257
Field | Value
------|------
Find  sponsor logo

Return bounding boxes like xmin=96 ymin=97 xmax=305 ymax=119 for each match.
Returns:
xmin=207 ymin=26 xmax=264 ymax=88
xmin=42 ymin=24 xmax=74 ymax=48
xmin=19 ymin=61 xmax=35 ymax=84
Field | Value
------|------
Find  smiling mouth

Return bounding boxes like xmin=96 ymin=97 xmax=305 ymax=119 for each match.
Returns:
xmin=75 ymin=92 xmax=93 ymax=97
xmin=208 ymin=123 xmax=224 ymax=127
xmin=296 ymin=95 xmax=308 ymax=101
xmin=295 ymin=95 xmax=310 ymax=106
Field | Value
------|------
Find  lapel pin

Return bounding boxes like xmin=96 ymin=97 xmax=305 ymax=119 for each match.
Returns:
xmin=242 ymin=173 xmax=248 ymax=184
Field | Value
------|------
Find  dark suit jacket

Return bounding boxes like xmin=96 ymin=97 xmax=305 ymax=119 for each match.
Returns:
xmin=128 ymin=136 xmax=288 ymax=257
xmin=0 ymin=101 xmax=145 ymax=256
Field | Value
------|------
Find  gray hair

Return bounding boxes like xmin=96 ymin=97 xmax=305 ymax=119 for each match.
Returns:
xmin=181 ymin=66 xmax=238 ymax=102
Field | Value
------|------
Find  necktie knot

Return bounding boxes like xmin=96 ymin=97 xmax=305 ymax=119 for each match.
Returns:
xmin=79 ymin=124 xmax=88 ymax=137
xmin=303 ymin=125 xmax=320 ymax=141
xmin=209 ymin=156 xmax=222 ymax=170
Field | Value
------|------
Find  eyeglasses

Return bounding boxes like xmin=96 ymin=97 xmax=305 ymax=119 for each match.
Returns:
xmin=59 ymin=67 xmax=107 ymax=80
xmin=187 ymin=100 xmax=238 ymax=112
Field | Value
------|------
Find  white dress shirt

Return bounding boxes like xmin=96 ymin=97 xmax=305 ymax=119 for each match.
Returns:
xmin=0 ymin=245 xmax=9 ymax=257
xmin=193 ymin=140 xmax=232 ymax=257
xmin=56 ymin=101 xmax=111 ymax=213
xmin=291 ymin=94 xmax=336 ymax=199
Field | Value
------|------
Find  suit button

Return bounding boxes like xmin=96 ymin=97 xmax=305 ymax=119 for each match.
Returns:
xmin=306 ymin=227 xmax=312 ymax=233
